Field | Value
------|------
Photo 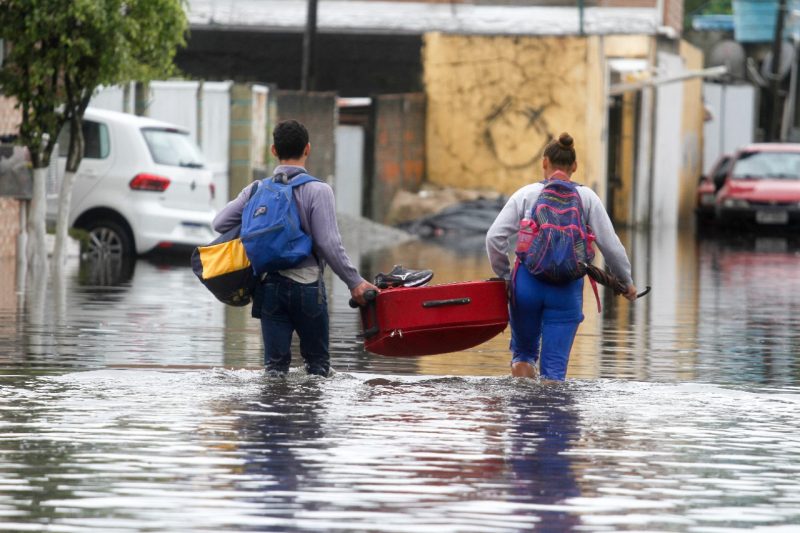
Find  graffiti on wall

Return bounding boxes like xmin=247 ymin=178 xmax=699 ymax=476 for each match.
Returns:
xmin=424 ymin=33 xmax=589 ymax=194
xmin=483 ymin=96 xmax=553 ymax=170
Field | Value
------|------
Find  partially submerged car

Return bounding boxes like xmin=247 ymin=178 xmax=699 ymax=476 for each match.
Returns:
xmin=715 ymin=143 xmax=800 ymax=227
xmin=46 ymin=108 xmax=217 ymax=257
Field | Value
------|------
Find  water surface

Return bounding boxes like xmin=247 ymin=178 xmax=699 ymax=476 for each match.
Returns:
xmin=1 ymin=229 xmax=799 ymax=531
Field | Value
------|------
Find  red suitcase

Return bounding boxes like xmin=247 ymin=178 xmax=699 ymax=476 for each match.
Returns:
xmin=355 ymin=279 xmax=509 ymax=357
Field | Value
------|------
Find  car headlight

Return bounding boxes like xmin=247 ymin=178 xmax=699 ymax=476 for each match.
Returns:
xmin=722 ymin=198 xmax=750 ymax=208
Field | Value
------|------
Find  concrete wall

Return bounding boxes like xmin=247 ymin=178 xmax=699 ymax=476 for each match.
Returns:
xmin=370 ymin=93 xmax=426 ymax=223
xmin=652 ymin=50 xmax=685 ymax=229
xmin=228 ymin=84 xmax=271 ymax=199
xmin=276 ymin=91 xmax=338 ymax=183
xmin=702 ymin=83 xmax=756 ymax=173
xmin=679 ymin=40 xmax=705 ymax=227
xmin=423 ymin=32 xmax=704 ymax=227
xmin=423 ymin=33 xmax=603 ymax=197
xmin=646 ymin=41 xmax=705 ymax=229
xmin=423 ymin=33 xmax=653 ymax=204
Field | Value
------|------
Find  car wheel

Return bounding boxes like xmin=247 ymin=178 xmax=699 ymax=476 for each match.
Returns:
xmin=83 ymin=219 xmax=134 ymax=259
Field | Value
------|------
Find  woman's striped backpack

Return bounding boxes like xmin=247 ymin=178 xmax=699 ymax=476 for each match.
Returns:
xmin=515 ymin=178 xmax=596 ymax=284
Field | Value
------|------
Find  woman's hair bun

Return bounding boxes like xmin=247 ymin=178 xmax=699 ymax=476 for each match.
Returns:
xmin=557 ymin=132 xmax=574 ymax=149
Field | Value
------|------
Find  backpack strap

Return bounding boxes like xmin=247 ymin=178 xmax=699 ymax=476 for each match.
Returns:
xmin=543 ymin=179 xmax=594 ymax=235
xmin=537 ymin=178 xmax=602 ymax=311
xmin=286 ymin=173 xmax=320 ymax=188
xmin=275 ymin=171 xmax=324 ymax=300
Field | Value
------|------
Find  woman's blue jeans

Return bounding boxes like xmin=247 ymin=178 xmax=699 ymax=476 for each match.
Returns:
xmin=510 ymin=266 xmax=584 ymax=380
xmin=256 ymin=274 xmax=329 ymax=376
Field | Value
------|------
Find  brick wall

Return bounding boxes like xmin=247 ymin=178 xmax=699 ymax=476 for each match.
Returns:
xmin=0 ymin=197 xmax=19 ymax=258
xmin=370 ymin=93 xmax=426 ymax=223
xmin=0 ymin=96 xmax=20 ymax=137
xmin=662 ymin=0 xmax=684 ymax=36
xmin=0 ymin=198 xmax=18 ymax=317
xmin=0 ymin=95 xmax=22 ymax=304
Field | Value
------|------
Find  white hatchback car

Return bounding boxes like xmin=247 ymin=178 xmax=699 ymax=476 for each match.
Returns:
xmin=46 ymin=108 xmax=217 ymax=257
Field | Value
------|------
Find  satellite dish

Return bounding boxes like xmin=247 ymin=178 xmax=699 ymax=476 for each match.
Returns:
xmin=709 ymin=40 xmax=746 ymax=79
xmin=761 ymin=41 xmax=795 ymax=81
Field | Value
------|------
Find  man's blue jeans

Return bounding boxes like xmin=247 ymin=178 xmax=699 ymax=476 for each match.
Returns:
xmin=257 ymin=274 xmax=329 ymax=376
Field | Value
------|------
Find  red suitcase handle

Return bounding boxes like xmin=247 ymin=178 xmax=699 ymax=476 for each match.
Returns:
xmin=349 ymin=290 xmax=380 ymax=339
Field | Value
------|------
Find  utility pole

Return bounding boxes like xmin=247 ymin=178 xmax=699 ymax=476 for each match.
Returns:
xmin=301 ymin=0 xmax=318 ymax=92
xmin=770 ymin=0 xmax=787 ymax=141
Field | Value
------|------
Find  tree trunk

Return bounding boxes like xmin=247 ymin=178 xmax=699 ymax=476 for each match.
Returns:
xmin=52 ymin=117 xmax=84 ymax=274
xmin=51 ymin=169 xmax=77 ymax=272
xmin=26 ymin=166 xmax=49 ymax=276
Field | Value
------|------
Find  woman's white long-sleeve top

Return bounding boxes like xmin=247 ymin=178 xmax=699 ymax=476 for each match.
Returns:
xmin=486 ymin=182 xmax=634 ymax=286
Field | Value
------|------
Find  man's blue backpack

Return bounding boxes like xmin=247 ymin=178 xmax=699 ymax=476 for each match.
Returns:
xmin=516 ymin=179 xmax=595 ymax=284
xmin=240 ymin=173 xmax=319 ymax=276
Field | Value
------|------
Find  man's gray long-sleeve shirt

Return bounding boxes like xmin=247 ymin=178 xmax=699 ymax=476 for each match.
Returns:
xmin=213 ymin=165 xmax=364 ymax=290
xmin=486 ymin=182 xmax=633 ymax=286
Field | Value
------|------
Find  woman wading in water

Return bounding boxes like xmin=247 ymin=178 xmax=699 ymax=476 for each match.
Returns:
xmin=486 ymin=133 xmax=638 ymax=381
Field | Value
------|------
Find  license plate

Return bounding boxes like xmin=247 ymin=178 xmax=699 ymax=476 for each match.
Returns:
xmin=183 ymin=223 xmax=209 ymax=238
xmin=755 ymin=210 xmax=789 ymax=224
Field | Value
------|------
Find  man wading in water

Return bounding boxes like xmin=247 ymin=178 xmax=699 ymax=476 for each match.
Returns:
xmin=486 ymin=133 xmax=638 ymax=381
xmin=214 ymin=120 xmax=378 ymax=377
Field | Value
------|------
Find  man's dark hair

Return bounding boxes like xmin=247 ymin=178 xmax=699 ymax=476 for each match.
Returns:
xmin=272 ymin=120 xmax=309 ymax=160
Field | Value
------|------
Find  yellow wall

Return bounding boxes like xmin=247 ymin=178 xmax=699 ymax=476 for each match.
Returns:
xmin=603 ymin=35 xmax=651 ymax=58
xmin=679 ymin=40 xmax=705 ymax=228
xmin=423 ymin=33 xmax=704 ymax=225
xmin=423 ymin=33 xmax=659 ymax=203
xmin=423 ymin=33 xmax=603 ymax=196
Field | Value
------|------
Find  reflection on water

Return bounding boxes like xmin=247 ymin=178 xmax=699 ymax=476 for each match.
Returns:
xmin=1 ymin=229 xmax=800 ymax=531
xmin=77 ymin=252 xmax=137 ymax=287
xmin=1 ymin=371 xmax=798 ymax=531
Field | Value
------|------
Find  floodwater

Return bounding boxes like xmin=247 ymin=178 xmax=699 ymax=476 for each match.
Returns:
xmin=1 ymin=228 xmax=800 ymax=532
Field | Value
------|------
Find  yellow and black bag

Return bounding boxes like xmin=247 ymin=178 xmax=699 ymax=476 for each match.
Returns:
xmin=191 ymin=224 xmax=257 ymax=306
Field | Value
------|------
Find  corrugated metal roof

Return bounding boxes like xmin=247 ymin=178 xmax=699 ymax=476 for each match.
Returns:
xmin=187 ymin=0 xmax=661 ymax=36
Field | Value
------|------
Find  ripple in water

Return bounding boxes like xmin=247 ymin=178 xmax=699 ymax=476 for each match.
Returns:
xmin=1 ymin=370 xmax=799 ymax=531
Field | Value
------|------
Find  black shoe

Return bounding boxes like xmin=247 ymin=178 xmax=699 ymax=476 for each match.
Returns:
xmin=374 ymin=264 xmax=433 ymax=289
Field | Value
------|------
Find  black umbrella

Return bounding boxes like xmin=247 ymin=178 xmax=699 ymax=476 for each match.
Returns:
xmin=579 ymin=262 xmax=651 ymax=299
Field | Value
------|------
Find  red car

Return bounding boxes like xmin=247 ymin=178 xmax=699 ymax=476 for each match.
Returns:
xmin=715 ymin=143 xmax=800 ymax=227
xmin=696 ymin=153 xmax=732 ymax=222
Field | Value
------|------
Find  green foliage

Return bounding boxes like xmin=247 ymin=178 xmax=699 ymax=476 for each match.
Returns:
xmin=685 ymin=0 xmax=733 ymax=17
xmin=685 ymin=0 xmax=733 ymax=29
xmin=693 ymin=0 xmax=733 ymax=15
xmin=0 ymin=0 xmax=188 ymax=168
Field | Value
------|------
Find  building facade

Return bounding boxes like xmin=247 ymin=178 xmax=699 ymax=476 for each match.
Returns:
xmin=179 ymin=0 xmax=702 ymax=228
